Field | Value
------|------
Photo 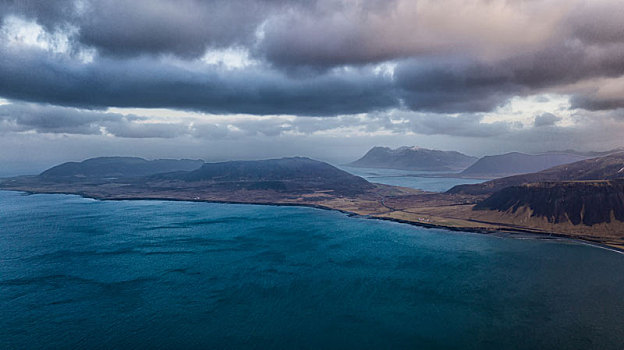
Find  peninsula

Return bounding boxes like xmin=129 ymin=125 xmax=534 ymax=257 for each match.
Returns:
xmin=2 ymin=154 xmax=624 ymax=250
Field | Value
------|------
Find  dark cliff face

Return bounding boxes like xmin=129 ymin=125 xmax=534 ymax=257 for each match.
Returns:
xmin=349 ymin=146 xmax=476 ymax=171
xmin=153 ymin=157 xmax=375 ymax=195
xmin=460 ymin=152 xmax=588 ymax=177
xmin=40 ymin=157 xmax=204 ymax=179
xmin=474 ymin=180 xmax=624 ymax=226
xmin=449 ymin=152 xmax=624 ymax=195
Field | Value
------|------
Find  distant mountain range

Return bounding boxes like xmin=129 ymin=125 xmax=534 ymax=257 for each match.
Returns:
xmin=40 ymin=157 xmax=204 ymax=179
xmin=349 ymin=146 xmax=477 ymax=171
xmin=459 ymin=152 xmax=589 ymax=177
xmin=348 ymin=146 xmax=621 ymax=177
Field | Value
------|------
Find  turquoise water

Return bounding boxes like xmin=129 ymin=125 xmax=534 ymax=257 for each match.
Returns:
xmin=339 ymin=166 xmax=488 ymax=192
xmin=1 ymin=190 xmax=624 ymax=349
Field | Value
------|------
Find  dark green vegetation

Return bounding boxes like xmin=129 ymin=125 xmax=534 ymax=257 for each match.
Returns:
xmin=349 ymin=146 xmax=477 ymax=171
xmin=449 ymin=152 xmax=624 ymax=195
xmin=40 ymin=157 xmax=204 ymax=179
xmin=460 ymin=152 xmax=588 ymax=177
xmin=475 ymin=180 xmax=624 ymax=226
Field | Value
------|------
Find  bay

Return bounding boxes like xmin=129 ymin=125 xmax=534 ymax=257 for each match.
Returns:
xmin=1 ymin=190 xmax=623 ymax=349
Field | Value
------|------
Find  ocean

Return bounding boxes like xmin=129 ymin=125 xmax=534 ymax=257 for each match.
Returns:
xmin=338 ymin=166 xmax=488 ymax=192
xmin=1 ymin=174 xmax=623 ymax=349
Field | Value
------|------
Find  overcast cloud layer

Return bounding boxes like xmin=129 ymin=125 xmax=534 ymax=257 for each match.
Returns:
xmin=1 ymin=0 xmax=624 ymax=168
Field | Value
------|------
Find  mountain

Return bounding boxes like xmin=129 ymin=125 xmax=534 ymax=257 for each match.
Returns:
xmin=153 ymin=157 xmax=375 ymax=195
xmin=460 ymin=152 xmax=588 ymax=177
xmin=448 ymin=152 xmax=624 ymax=195
xmin=40 ymin=157 xmax=204 ymax=179
xmin=474 ymin=180 xmax=624 ymax=226
xmin=349 ymin=146 xmax=477 ymax=171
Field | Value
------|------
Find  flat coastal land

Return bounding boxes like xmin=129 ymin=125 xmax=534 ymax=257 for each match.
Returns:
xmin=3 ymin=178 xmax=623 ymax=251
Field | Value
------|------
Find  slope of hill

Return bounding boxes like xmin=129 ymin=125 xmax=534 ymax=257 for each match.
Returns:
xmin=460 ymin=152 xmax=588 ymax=177
xmin=40 ymin=157 xmax=204 ymax=179
xmin=349 ymin=146 xmax=477 ymax=171
xmin=448 ymin=152 xmax=624 ymax=195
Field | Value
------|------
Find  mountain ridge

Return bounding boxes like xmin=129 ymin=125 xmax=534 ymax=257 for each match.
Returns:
xmin=448 ymin=152 xmax=624 ymax=195
xmin=460 ymin=152 xmax=589 ymax=177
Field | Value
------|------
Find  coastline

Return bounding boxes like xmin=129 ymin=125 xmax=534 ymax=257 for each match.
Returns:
xmin=5 ymin=188 xmax=624 ymax=254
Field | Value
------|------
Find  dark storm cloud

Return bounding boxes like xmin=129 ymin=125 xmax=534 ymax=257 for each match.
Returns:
xmin=76 ymin=0 xmax=268 ymax=58
xmin=392 ymin=36 xmax=624 ymax=113
xmin=0 ymin=0 xmax=623 ymax=116
xmin=0 ymin=0 xmax=318 ymax=58
xmin=0 ymin=0 xmax=279 ymax=57
xmin=393 ymin=59 xmax=520 ymax=113
xmin=0 ymin=0 xmax=76 ymax=29
xmin=0 ymin=102 xmax=189 ymax=138
xmin=0 ymin=102 xmax=130 ymax=134
xmin=3 ymin=40 xmax=622 ymax=116
xmin=0 ymin=47 xmax=398 ymax=116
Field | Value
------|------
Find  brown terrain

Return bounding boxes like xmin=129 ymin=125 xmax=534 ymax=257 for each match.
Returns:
xmin=2 ymin=154 xmax=624 ymax=250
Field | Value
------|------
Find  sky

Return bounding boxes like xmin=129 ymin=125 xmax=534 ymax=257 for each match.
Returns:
xmin=1 ymin=0 xmax=624 ymax=173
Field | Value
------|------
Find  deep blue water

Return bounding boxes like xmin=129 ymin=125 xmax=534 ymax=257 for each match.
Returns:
xmin=339 ymin=166 xmax=487 ymax=192
xmin=1 ymin=190 xmax=624 ymax=349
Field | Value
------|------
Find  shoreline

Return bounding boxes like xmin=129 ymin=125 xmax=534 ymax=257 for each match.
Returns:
xmin=6 ymin=189 xmax=624 ymax=254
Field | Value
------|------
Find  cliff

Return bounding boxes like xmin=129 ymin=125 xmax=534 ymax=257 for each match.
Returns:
xmin=474 ymin=180 xmax=624 ymax=226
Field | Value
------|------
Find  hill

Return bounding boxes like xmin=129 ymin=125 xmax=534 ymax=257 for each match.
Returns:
xmin=153 ymin=157 xmax=375 ymax=195
xmin=349 ymin=146 xmax=477 ymax=171
xmin=448 ymin=152 xmax=624 ymax=195
xmin=460 ymin=152 xmax=588 ymax=177
xmin=39 ymin=157 xmax=204 ymax=180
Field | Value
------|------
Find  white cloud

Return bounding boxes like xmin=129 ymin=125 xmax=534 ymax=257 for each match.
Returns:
xmin=201 ymin=47 xmax=259 ymax=70
xmin=1 ymin=15 xmax=95 ymax=63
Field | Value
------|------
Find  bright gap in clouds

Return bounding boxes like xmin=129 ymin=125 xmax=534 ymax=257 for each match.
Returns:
xmin=201 ymin=47 xmax=259 ymax=69
xmin=482 ymin=94 xmax=574 ymax=127
xmin=1 ymin=15 xmax=95 ymax=63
